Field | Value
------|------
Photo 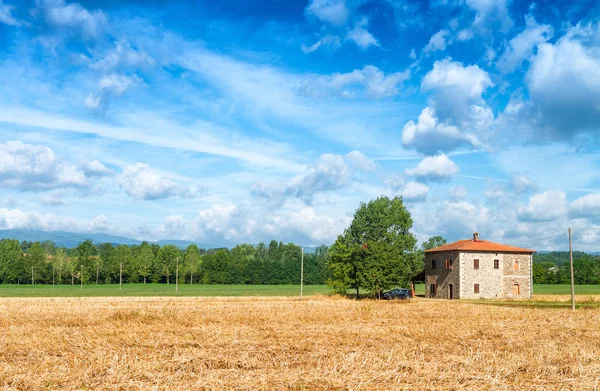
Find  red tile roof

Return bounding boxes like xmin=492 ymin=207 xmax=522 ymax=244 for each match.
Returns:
xmin=424 ymin=239 xmax=535 ymax=253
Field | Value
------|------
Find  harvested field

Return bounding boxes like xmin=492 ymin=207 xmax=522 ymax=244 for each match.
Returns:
xmin=1 ymin=296 xmax=599 ymax=390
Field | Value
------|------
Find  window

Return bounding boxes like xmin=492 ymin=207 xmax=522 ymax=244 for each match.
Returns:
xmin=430 ymin=284 xmax=437 ymax=295
xmin=445 ymin=258 xmax=451 ymax=269
xmin=494 ymin=259 xmax=499 ymax=269
xmin=432 ymin=259 xmax=437 ymax=269
xmin=473 ymin=259 xmax=479 ymax=269
xmin=513 ymin=260 xmax=519 ymax=271
xmin=474 ymin=284 xmax=480 ymax=294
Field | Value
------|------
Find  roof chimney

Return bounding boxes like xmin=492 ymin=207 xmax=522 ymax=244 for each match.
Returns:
xmin=473 ymin=232 xmax=479 ymax=241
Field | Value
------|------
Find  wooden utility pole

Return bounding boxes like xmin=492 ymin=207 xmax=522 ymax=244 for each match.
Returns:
xmin=176 ymin=258 xmax=179 ymax=293
xmin=53 ymin=265 xmax=55 ymax=287
xmin=569 ymin=228 xmax=575 ymax=311
xmin=119 ymin=262 xmax=123 ymax=291
xmin=300 ymin=247 xmax=304 ymax=301
xmin=80 ymin=265 xmax=83 ymax=290
xmin=31 ymin=266 xmax=34 ymax=285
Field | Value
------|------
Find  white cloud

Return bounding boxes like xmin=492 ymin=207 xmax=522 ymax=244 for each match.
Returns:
xmin=118 ymin=163 xmax=200 ymax=200
xmin=99 ymin=73 xmax=138 ymax=95
xmin=510 ymin=174 xmax=537 ymax=194
xmin=301 ymin=34 xmax=341 ymax=53
xmin=253 ymin=151 xmax=375 ymax=204
xmin=424 ymin=29 xmax=450 ymax=53
xmin=401 ymin=182 xmax=429 ymax=202
xmin=84 ymin=93 xmax=101 ymax=109
xmin=78 ymin=160 xmax=113 ymax=177
xmin=518 ymin=190 xmax=567 ymax=222
xmin=570 ymin=194 xmax=600 ymax=218
xmin=302 ymin=65 xmax=409 ymax=98
xmin=405 ymin=153 xmax=459 ymax=182
xmin=348 ymin=21 xmax=379 ymax=49
xmin=497 ymin=16 xmax=553 ymax=73
xmin=466 ymin=0 xmax=512 ymax=33
xmin=0 ymin=141 xmax=88 ymax=191
xmin=90 ymin=40 xmax=156 ymax=72
xmin=522 ymin=24 xmax=600 ymax=139
xmin=457 ymin=28 xmax=473 ymax=41
xmin=0 ymin=0 xmax=20 ymax=26
xmin=305 ymin=0 xmax=348 ymax=26
xmin=448 ymin=185 xmax=467 ymax=200
xmin=401 ymin=107 xmax=484 ymax=155
xmin=422 ymin=59 xmax=493 ymax=100
xmin=40 ymin=0 xmax=107 ymax=39
xmin=0 ymin=208 xmax=108 ymax=233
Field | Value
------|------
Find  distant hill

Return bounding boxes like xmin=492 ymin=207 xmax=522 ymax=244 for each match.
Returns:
xmin=0 ymin=229 xmax=216 ymax=250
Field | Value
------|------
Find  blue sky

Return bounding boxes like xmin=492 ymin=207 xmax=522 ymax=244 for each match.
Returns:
xmin=0 ymin=0 xmax=599 ymax=250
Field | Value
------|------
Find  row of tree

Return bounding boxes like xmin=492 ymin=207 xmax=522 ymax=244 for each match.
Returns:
xmin=533 ymin=253 xmax=600 ymax=284
xmin=0 ymin=239 xmax=330 ymax=285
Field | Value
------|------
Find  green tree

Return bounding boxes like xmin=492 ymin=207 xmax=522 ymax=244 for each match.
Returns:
xmin=184 ymin=244 xmax=201 ymax=284
xmin=0 ymin=239 xmax=24 ymax=284
xmin=76 ymin=240 xmax=97 ymax=284
xmin=327 ymin=196 xmax=422 ymax=299
xmin=26 ymin=242 xmax=48 ymax=284
xmin=54 ymin=248 xmax=67 ymax=284
xmin=157 ymin=245 xmax=180 ymax=284
xmin=136 ymin=242 xmax=155 ymax=284
xmin=421 ymin=236 xmax=447 ymax=251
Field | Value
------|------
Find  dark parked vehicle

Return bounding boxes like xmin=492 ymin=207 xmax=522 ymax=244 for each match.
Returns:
xmin=382 ymin=288 xmax=413 ymax=300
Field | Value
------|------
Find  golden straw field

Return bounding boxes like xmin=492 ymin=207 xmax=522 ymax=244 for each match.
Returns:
xmin=1 ymin=296 xmax=600 ymax=390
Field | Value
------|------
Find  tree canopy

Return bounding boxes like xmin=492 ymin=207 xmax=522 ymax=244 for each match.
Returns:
xmin=327 ymin=196 xmax=422 ymax=298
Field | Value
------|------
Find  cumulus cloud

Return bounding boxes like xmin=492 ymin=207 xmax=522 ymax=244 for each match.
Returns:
xmin=118 ymin=163 xmax=201 ymax=200
xmin=422 ymin=59 xmax=493 ymax=102
xmin=305 ymin=0 xmax=348 ymax=26
xmin=457 ymin=28 xmax=473 ymax=41
xmin=401 ymin=181 xmax=429 ymax=202
xmin=510 ymin=174 xmax=537 ymax=194
xmin=424 ymin=29 xmax=450 ymax=53
xmin=570 ymin=194 xmax=600 ymax=218
xmin=523 ymin=24 xmax=600 ymax=140
xmin=156 ymin=204 xmax=350 ymax=246
xmin=99 ymin=73 xmax=139 ymax=95
xmin=78 ymin=160 xmax=113 ymax=177
xmin=405 ymin=153 xmax=459 ymax=182
xmin=302 ymin=65 xmax=409 ymax=98
xmin=39 ymin=0 xmax=107 ymax=39
xmin=466 ymin=0 xmax=512 ymax=33
xmin=253 ymin=151 xmax=375 ymax=205
xmin=497 ymin=16 xmax=553 ymax=74
xmin=518 ymin=190 xmax=567 ymax=222
xmin=0 ymin=0 xmax=20 ymax=26
xmin=0 ymin=141 xmax=89 ymax=191
xmin=0 ymin=207 xmax=108 ymax=232
xmin=347 ymin=20 xmax=379 ymax=49
xmin=401 ymin=107 xmax=484 ymax=155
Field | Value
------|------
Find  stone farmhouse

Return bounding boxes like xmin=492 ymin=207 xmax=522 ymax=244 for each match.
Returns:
xmin=423 ymin=233 xmax=535 ymax=299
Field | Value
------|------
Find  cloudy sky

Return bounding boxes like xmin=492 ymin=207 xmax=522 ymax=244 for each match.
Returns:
xmin=0 ymin=0 xmax=599 ymax=250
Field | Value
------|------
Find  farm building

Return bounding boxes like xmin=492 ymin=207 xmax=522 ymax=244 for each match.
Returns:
xmin=423 ymin=233 xmax=535 ymax=299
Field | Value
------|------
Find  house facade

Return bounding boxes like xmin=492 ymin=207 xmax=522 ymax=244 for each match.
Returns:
xmin=423 ymin=233 xmax=535 ymax=299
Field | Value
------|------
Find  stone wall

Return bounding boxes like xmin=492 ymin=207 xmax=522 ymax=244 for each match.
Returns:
xmin=424 ymin=251 xmax=532 ymax=299
xmin=424 ymin=251 xmax=460 ymax=299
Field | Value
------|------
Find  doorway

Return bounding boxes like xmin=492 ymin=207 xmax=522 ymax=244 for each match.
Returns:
xmin=449 ymin=284 xmax=454 ymax=299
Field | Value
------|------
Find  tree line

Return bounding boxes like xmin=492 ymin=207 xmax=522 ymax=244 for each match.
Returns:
xmin=0 ymin=239 xmax=330 ymax=285
xmin=533 ymin=252 xmax=600 ymax=284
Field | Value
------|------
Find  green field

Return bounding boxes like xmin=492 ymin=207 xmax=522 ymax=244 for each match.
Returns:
xmin=0 ymin=283 xmax=331 ymax=297
xmin=0 ymin=283 xmax=599 ymax=297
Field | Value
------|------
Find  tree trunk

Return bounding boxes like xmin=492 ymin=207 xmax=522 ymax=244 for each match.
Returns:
xmin=96 ymin=266 xmax=99 ymax=284
xmin=144 ymin=275 xmax=146 ymax=284
xmin=356 ymin=286 xmax=360 ymax=300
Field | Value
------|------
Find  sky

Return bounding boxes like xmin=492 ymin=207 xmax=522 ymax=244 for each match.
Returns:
xmin=0 ymin=0 xmax=599 ymax=250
